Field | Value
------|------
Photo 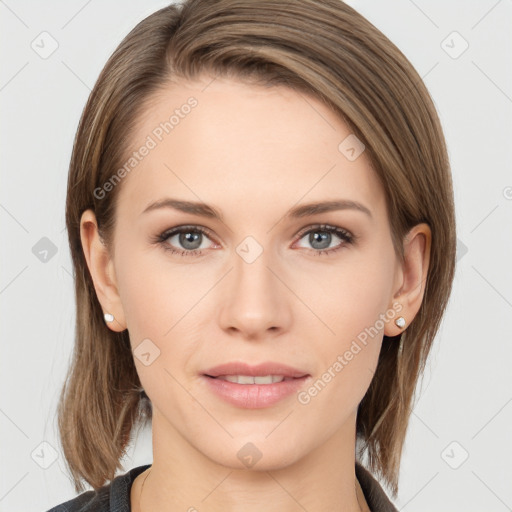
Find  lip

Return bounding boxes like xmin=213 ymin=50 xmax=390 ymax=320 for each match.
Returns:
xmin=203 ymin=361 xmax=308 ymax=379
xmin=201 ymin=361 xmax=310 ymax=409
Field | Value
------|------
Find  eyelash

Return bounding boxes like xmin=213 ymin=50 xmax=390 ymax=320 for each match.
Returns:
xmin=153 ymin=224 xmax=356 ymax=257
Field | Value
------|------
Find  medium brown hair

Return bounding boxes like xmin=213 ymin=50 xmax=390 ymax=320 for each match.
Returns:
xmin=59 ymin=0 xmax=456 ymax=496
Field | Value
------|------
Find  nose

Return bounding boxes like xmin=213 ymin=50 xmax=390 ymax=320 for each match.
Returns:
xmin=218 ymin=245 xmax=292 ymax=340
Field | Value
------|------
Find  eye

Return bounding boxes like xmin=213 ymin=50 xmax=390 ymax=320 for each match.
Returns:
xmin=154 ymin=225 xmax=217 ymax=256
xmin=153 ymin=223 xmax=356 ymax=258
xmin=294 ymin=224 xmax=355 ymax=256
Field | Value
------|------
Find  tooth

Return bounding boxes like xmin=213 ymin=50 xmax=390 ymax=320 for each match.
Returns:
xmin=254 ymin=375 xmax=273 ymax=384
xmin=237 ymin=375 xmax=256 ymax=384
xmin=216 ymin=374 xmax=288 ymax=384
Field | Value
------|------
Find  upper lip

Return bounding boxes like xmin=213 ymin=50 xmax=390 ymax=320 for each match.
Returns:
xmin=203 ymin=361 xmax=309 ymax=378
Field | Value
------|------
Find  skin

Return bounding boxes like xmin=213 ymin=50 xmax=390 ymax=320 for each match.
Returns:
xmin=80 ymin=75 xmax=431 ymax=512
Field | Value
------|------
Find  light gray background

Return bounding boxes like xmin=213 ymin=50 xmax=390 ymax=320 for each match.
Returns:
xmin=1 ymin=1 xmax=511 ymax=510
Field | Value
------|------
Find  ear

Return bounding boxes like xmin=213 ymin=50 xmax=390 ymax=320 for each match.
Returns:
xmin=384 ymin=222 xmax=431 ymax=337
xmin=80 ymin=209 xmax=127 ymax=332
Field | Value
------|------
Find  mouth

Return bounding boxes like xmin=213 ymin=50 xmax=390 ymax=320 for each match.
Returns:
xmin=203 ymin=361 xmax=309 ymax=379
xmin=205 ymin=374 xmax=298 ymax=384
xmin=201 ymin=361 xmax=310 ymax=408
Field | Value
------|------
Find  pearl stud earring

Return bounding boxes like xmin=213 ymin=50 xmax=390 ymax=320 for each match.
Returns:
xmin=104 ymin=312 xmax=115 ymax=323
xmin=395 ymin=316 xmax=406 ymax=329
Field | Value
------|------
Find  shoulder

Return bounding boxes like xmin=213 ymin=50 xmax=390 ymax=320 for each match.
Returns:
xmin=355 ymin=462 xmax=399 ymax=512
xmin=45 ymin=464 xmax=151 ymax=512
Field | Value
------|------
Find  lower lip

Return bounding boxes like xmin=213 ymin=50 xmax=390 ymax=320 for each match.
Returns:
xmin=202 ymin=375 xmax=310 ymax=409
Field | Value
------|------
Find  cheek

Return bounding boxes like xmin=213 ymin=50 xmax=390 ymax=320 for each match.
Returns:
xmin=115 ymin=250 xmax=211 ymax=380
xmin=117 ymin=260 xmax=204 ymax=415
xmin=116 ymin=246 xmax=202 ymax=338
xmin=305 ymin=245 xmax=395 ymax=347
xmin=297 ymin=243 xmax=395 ymax=405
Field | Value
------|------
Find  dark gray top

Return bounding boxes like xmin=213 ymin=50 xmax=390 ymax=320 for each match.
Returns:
xmin=46 ymin=463 xmax=398 ymax=512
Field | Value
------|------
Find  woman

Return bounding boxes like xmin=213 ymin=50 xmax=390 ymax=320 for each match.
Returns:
xmin=47 ymin=0 xmax=456 ymax=510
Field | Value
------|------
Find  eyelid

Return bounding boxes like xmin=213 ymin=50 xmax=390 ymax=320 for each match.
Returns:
xmin=295 ymin=223 xmax=354 ymax=240
xmin=159 ymin=224 xmax=217 ymax=240
xmin=154 ymin=222 xmax=356 ymax=256
xmin=157 ymin=223 xmax=353 ymax=241
xmin=293 ymin=223 xmax=356 ymax=252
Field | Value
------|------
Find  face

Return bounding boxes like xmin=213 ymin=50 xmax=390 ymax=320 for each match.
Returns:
xmin=99 ymin=76 xmax=404 ymax=470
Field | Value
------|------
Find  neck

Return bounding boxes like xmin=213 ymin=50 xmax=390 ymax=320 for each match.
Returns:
xmin=133 ymin=409 xmax=365 ymax=512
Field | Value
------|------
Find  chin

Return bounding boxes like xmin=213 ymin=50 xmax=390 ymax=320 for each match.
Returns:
xmin=197 ymin=432 xmax=307 ymax=472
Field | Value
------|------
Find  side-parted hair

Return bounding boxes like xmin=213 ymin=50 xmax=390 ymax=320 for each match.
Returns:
xmin=60 ymin=0 xmax=456 ymax=496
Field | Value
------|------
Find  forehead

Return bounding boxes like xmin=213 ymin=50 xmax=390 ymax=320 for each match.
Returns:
xmin=116 ymin=76 xmax=385 ymax=223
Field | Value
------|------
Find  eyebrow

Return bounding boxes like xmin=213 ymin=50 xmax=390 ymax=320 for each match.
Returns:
xmin=141 ymin=198 xmax=372 ymax=220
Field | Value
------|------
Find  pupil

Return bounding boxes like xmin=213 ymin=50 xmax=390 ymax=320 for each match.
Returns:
xmin=311 ymin=231 xmax=330 ymax=250
xmin=180 ymin=231 xmax=201 ymax=250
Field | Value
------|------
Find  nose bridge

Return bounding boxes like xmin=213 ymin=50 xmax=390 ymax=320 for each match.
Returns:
xmin=218 ymin=235 xmax=290 ymax=336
